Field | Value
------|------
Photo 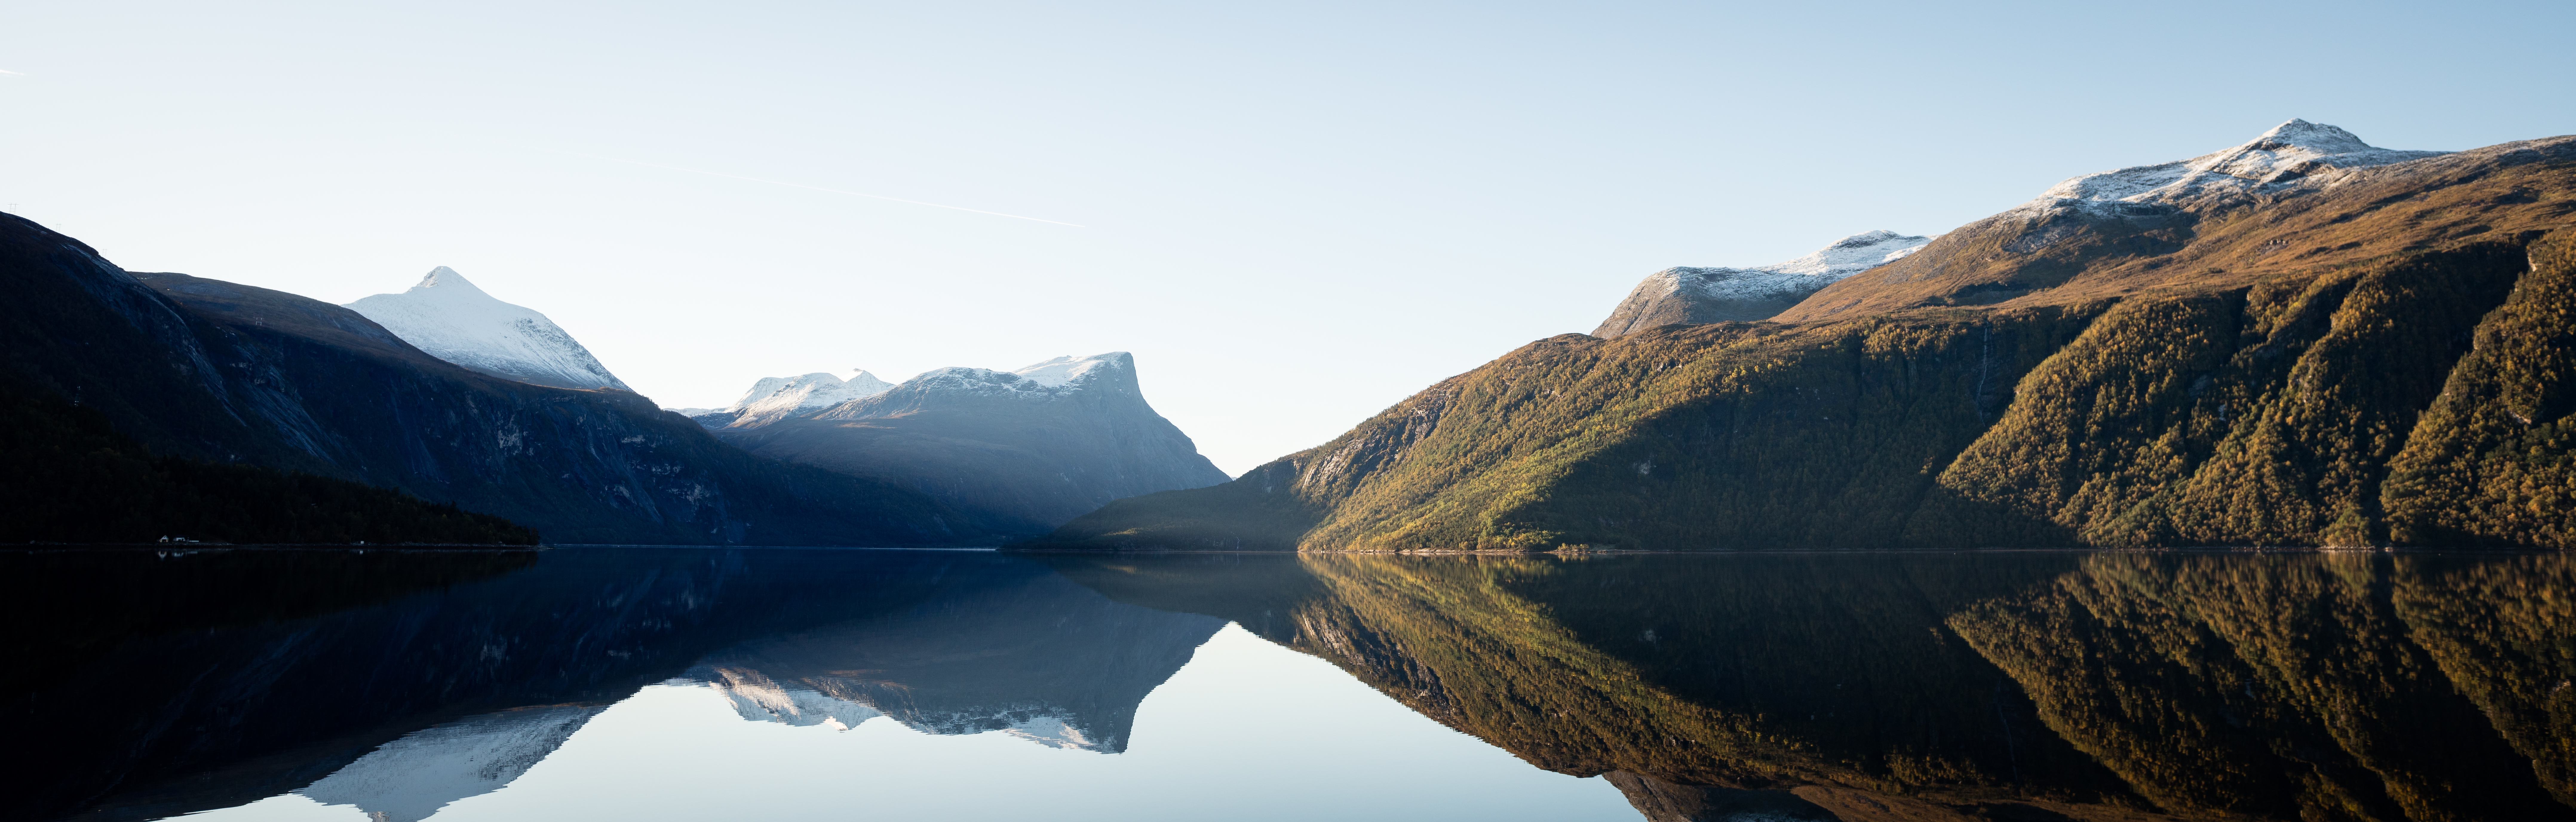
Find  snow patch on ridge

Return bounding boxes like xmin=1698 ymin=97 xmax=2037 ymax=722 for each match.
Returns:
xmin=1013 ymin=353 xmax=1126 ymax=388
xmin=345 ymin=267 xmax=631 ymax=391
xmin=2018 ymin=119 xmax=2448 ymax=216
xmin=1647 ymin=230 xmax=1935 ymax=302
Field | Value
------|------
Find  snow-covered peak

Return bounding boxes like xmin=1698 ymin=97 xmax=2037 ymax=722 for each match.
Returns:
xmin=408 ymin=266 xmax=491 ymax=298
xmin=1013 ymin=352 xmax=1131 ymax=388
xmin=725 ymin=369 xmax=894 ymax=424
xmin=895 ymin=352 xmax=1133 ymax=397
xmin=346 ymin=267 xmax=631 ymax=391
xmin=2027 ymin=120 xmax=2447 ymax=214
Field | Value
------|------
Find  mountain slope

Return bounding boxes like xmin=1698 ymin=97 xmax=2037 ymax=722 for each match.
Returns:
xmin=1592 ymin=230 xmax=1930 ymax=337
xmin=1039 ymin=123 xmax=2576 ymax=551
xmin=709 ymin=352 xmax=1231 ymax=534
xmin=1775 ymin=120 xmax=2564 ymax=321
xmin=345 ymin=267 xmax=631 ymax=391
xmin=0 ymin=213 xmax=998 ymax=545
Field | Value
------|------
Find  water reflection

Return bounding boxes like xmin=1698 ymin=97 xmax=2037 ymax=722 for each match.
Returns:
xmin=1055 ymin=551 xmax=2576 ymax=822
xmin=6 ymin=548 xmax=2573 ymax=822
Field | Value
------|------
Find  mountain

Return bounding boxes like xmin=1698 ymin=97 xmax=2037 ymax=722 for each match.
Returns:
xmin=344 ymin=267 xmax=631 ymax=391
xmin=1592 ymin=230 xmax=1931 ymax=337
xmin=706 ymin=352 xmax=1231 ymax=534
xmin=1037 ymin=121 xmax=2576 ymax=551
xmin=683 ymin=368 xmax=894 ymax=428
xmin=0 ymin=213 xmax=998 ymax=545
xmin=1773 ymin=119 xmax=2466 ymax=322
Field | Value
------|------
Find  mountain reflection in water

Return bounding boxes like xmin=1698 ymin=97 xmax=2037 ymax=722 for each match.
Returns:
xmin=5 ymin=548 xmax=2573 ymax=822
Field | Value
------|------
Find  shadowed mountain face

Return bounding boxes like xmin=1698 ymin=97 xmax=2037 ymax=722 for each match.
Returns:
xmin=1053 ymin=551 xmax=2576 ymax=822
xmin=709 ymin=353 xmax=1231 ymax=535
xmin=2 ymin=548 xmax=1222 ymax=822
xmin=1041 ymin=126 xmax=2576 ymax=551
xmin=0 ymin=212 xmax=996 ymax=546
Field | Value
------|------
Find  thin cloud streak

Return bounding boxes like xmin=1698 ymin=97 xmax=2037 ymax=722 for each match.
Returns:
xmin=0 ymin=69 xmax=26 ymax=76
xmin=566 ymin=152 xmax=1085 ymax=227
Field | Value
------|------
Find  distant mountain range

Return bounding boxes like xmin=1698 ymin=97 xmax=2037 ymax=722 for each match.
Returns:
xmin=694 ymin=353 xmax=1231 ymax=534
xmin=0 ymin=215 xmax=1008 ymax=545
xmin=1043 ymin=120 xmax=2576 ymax=551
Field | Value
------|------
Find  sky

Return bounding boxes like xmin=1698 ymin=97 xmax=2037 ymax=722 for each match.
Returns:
xmin=4 ymin=1 xmax=2573 ymax=475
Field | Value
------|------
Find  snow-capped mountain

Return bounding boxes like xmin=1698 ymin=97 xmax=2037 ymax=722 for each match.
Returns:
xmin=689 ymin=369 xmax=895 ymax=427
xmin=346 ymin=267 xmax=631 ymax=391
xmin=841 ymin=352 xmax=1137 ymax=411
xmin=698 ymin=353 xmax=1153 ymax=426
xmin=699 ymin=352 xmax=1230 ymax=532
xmin=296 ymin=705 xmax=606 ymax=822
xmin=1768 ymin=120 xmax=2463 ymax=324
xmin=2017 ymin=119 xmax=2448 ymax=218
xmin=1593 ymin=230 xmax=1932 ymax=337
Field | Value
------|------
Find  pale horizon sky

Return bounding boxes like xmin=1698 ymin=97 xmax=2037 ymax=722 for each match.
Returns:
xmin=6 ymin=1 xmax=2573 ymax=474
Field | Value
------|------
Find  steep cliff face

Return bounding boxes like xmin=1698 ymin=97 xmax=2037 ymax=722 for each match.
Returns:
xmin=0 ymin=213 xmax=995 ymax=546
xmin=1041 ymin=126 xmax=2576 ymax=551
xmin=712 ymin=352 xmax=1231 ymax=534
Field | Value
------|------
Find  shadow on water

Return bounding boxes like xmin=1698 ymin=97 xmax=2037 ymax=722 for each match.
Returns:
xmin=10 ymin=548 xmax=2576 ymax=822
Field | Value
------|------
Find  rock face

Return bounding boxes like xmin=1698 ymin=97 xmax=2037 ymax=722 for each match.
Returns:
xmin=1039 ymin=123 xmax=2576 ymax=551
xmin=0 ymin=213 xmax=996 ymax=545
xmin=345 ymin=267 xmax=631 ymax=391
xmin=708 ymin=352 xmax=1231 ymax=534
xmin=1592 ymin=230 xmax=1931 ymax=337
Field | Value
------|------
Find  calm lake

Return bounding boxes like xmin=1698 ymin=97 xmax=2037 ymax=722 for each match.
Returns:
xmin=7 ymin=547 xmax=2573 ymax=822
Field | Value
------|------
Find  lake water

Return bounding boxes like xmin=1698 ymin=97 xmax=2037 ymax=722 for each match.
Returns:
xmin=8 ymin=547 xmax=2574 ymax=822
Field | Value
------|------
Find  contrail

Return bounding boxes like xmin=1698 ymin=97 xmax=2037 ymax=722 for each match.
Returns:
xmin=566 ymin=152 xmax=1084 ymax=228
xmin=0 ymin=69 xmax=26 ymax=76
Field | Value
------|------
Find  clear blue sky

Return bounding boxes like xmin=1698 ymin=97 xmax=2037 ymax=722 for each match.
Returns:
xmin=5 ymin=1 xmax=2571 ymax=474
